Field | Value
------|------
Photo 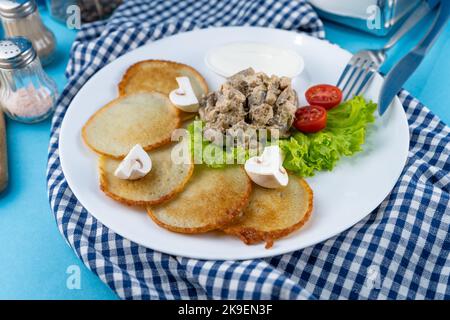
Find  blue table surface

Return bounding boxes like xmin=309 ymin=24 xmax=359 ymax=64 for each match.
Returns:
xmin=0 ymin=6 xmax=448 ymax=299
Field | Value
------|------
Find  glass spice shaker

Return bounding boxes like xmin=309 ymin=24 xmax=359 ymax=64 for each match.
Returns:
xmin=45 ymin=0 xmax=77 ymax=23
xmin=0 ymin=0 xmax=56 ymax=66
xmin=0 ymin=37 xmax=58 ymax=123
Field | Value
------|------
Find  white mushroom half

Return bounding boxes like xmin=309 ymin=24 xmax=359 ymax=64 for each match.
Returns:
xmin=114 ymin=144 xmax=152 ymax=180
xmin=169 ymin=77 xmax=199 ymax=112
xmin=244 ymin=145 xmax=288 ymax=189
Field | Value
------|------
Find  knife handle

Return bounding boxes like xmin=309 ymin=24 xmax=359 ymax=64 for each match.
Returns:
xmin=425 ymin=0 xmax=440 ymax=10
xmin=416 ymin=0 xmax=450 ymax=55
xmin=384 ymin=2 xmax=431 ymax=50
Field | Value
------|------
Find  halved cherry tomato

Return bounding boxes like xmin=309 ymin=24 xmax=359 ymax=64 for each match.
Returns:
xmin=294 ymin=105 xmax=327 ymax=133
xmin=305 ymin=84 xmax=342 ymax=110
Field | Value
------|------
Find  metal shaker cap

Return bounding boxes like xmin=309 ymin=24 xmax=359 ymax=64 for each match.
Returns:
xmin=0 ymin=37 xmax=37 ymax=69
xmin=0 ymin=0 xmax=36 ymax=19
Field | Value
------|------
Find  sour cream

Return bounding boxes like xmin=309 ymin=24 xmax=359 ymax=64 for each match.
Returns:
xmin=205 ymin=42 xmax=304 ymax=78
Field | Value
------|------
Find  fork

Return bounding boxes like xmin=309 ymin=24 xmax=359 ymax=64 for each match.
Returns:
xmin=336 ymin=2 xmax=433 ymax=100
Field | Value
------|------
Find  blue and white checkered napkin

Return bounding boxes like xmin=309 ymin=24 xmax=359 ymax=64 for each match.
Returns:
xmin=46 ymin=0 xmax=450 ymax=299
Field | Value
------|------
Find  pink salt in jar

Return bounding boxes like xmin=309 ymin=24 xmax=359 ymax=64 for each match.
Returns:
xmin=0 ymin=37 xmax=57 ymax=123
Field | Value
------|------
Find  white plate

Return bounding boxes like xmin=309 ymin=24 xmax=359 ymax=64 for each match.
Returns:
xmin=59 ymin=27 xmax=409 ymax=260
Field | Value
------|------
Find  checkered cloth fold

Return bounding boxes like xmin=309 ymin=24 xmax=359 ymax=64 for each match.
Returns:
xmin=47 ymin=0 xmax=450 ymax=299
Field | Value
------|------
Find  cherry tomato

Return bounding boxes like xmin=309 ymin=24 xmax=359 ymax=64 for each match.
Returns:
xmin=294 ymin=105 xmax=327 ymax=133
xmin=305 ymin=84 xmax=342 ymax=110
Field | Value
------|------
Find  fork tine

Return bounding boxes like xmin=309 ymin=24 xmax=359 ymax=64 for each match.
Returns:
xmin=350 ymin=65 xmax=376 ymax=98
xmin=336 ymin=62 xmax=352 ymax=88
xmin=340 ymin=57 xmax=361 ymax=95
xmin=341 ymin=58 xmax=366 ymax=100
xmin=344 ymin=60 xmax=373 ymax=100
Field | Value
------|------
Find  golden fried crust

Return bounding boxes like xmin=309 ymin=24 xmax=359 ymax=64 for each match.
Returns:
xmin=119 ymin=59 xmax=208 ymax=95
xmin=99 ymin=145 xmax=194 ymax=206
xmin=82 ymin=92 xmax=181 ymax=159
xmin=223 ymin=178 xmax=313 ymax=248
xmin=146 ymin=166 xmax=252 ymax=234
xmin=118 ymin=59 xmax=208 ymax=122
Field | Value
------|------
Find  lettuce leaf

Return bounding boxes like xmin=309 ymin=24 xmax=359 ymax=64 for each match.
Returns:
xmin=187 ymin=122 xmax=249 ymax=168
xmin=186 ymin=96 xmax=377 ymax=175
xmin=280 ymin=96 xmax=377 ymax=177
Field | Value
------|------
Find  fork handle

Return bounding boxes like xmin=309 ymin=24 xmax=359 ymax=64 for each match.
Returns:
xmin=415 ymin=0 xmax=449 ymax=54
xmin=384 ymin=0 xmax=439 ymax=50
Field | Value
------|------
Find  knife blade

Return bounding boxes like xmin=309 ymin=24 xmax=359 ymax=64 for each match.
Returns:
xmin=378 ymin=0 xmax=449 ymax=115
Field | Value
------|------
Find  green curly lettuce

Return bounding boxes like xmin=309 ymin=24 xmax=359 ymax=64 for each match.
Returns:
xmin=280 ymin=96 xmax=377 ymax=177
xmin=187 ymin=121 xmax=249 ymax=168
xmin=186 ymin=96 xmax=377 ymax=175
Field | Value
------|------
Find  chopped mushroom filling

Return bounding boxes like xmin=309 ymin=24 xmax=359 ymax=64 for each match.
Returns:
xmin=199 ymin=68 xmax=298 ymax=139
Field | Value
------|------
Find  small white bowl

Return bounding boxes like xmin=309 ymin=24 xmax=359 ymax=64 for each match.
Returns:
xmin=205 ymin=41 xmax=305 ymax=78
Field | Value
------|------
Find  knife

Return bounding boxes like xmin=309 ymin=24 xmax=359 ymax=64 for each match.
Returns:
xmin=378 ymin=0 xmax=449 ymax=115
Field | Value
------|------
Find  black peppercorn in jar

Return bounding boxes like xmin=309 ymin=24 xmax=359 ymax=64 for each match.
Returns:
xmin=46 ymin=0 xmax=123 ymax=23
xmin=79 ymin=0 xmax=123 ymax=22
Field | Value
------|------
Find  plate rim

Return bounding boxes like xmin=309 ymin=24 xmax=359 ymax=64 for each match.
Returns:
xmin=59 ymin=26 xmax=410 ymax=260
